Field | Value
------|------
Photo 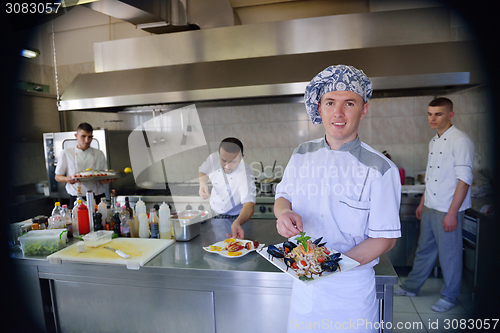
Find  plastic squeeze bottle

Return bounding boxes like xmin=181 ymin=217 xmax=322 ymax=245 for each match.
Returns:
xmin=138 ymin=213 xmax=150 ymax=238
xmin=77 ymin=201 xmax=90 ymax=235
xmin=159 ymin=202 xmax=171 ymax=239
xmin=97 ymin=198 xmax=108 ymax=229
xmin=135 ymin=198 xmax=147 ymax=215
xmin=51 ymin=202 xmax=62 ymax=216
xmin=149 ymin=208 xmax=159 ymax=239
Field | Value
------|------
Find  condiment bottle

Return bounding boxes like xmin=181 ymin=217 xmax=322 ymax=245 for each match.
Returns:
xmin=149 ymin=208 xmax=159 ymax=238
xmin=51 ymin=201 xmax=62 ymax=216
xmin=129 ymin=214 xmax=139 ymax=238
xmin=135 ymin=198 xmax=146 ymax=216
xmin=119 ymin=205 xmax=130 ymax=237
xmin=159 ymin=202 xmax=171 ymax=239
xmin=93 ymin=212 xmax=103 ymax=231
xmin=72 ymin=203 xmax=80 ymax=237
xmin=138 ymin=213 xmax=150 ymax=238
xmin=98 ymin=198 xmax=108 ymax=225
xmin=77 ymin=201 xmax=90 ymax=235
xmin=113 ymin=203 xmax=121 ymax=237
xmin=125 ymin=197 xmax=134 ymax=218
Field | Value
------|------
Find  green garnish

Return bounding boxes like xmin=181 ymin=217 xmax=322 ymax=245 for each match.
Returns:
xmin=299 ymin=275 xmax=314 ymax=281
xmin=294 ymin=231 xmax=311 ymax=251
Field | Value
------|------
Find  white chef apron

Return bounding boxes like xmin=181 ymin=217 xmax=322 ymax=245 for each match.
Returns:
xmin=287 ymin=266 xmax=378 ymax=332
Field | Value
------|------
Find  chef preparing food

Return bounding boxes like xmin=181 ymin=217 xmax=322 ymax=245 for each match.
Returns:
xmin=274 ymin=65 xmax=401 ymax=332
xmin=55 ymin=122 xmax=115 ymax=206
xmin=198 ymin=137 xmax=256 ymax=239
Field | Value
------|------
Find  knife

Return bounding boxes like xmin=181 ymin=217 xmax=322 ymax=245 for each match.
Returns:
xmin=104 ymin=246 xmax=130 ymax=259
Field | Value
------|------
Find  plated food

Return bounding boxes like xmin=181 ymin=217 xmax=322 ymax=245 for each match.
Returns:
xmin=258 ymin=232 xmax=360 ymax=284
xmin=203 ymin=238 xmax=264 ymax=258
xmin=72 ymin=169 xmax=121 ymax=181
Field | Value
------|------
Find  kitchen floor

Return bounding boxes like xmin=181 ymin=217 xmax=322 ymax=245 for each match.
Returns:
xmin=392 ymin=268 xmax=475 ymax=332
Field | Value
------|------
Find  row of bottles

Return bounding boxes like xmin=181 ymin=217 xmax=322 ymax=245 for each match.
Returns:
xmin=49 ymin=192 xmax=173 ymax=240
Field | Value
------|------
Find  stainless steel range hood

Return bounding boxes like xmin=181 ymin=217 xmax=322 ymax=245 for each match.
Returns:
xmin=59 ymin=6 xmax=481 ymax=112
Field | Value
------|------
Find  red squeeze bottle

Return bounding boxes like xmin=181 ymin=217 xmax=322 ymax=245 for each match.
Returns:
xmin=399 ymin=167 xmax=405 ymax=185
xmin=77 ymin=202 xmax=90 ymax=235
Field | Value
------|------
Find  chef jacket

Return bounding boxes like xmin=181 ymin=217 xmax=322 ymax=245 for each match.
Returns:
xmin=55 ymin=146 xmax=107 ymax=196
xmin=199 ymin=152 xmax=256 ymax=216
xmin=275 ymin=136 xmax=401 ymax=267
xmin=424 ymin=125 xmax=474 ymax=213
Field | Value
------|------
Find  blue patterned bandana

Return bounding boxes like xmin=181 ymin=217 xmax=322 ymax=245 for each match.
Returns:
xmin=304 ymin=65 xmax=373 ymax=124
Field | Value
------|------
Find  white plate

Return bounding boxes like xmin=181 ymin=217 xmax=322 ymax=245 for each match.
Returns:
xmin=203 ymin=239 xmax=265 ymax=258
xmin=258 ymin=243 xmax=360 ymax=284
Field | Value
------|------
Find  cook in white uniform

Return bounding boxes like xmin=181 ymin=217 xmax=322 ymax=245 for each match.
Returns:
xmin=199 ymin=137 xmax=256 ymax=239
xmin=55 ymin=123 xmax=114 ymax=206
xmin=274 ymin=65 xmax=401 ymax=332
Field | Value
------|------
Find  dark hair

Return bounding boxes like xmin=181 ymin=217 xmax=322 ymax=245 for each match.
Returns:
xmin=77 ymin=122 xmax=93 ymax=132
xmin=219 ymin=137 xmax=244 ymax=155
xmin=429 ymin=97 xmax=453 ymax=111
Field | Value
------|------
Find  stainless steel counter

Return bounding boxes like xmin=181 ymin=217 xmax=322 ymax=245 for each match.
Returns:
xmin=12 ymin=219 xmax=398 ymax=333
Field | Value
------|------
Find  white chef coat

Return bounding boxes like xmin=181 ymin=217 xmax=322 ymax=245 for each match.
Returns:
xmin=424 ymin=125 xmax=474 ymax=213
xmin=55 ymin=146 xmax=107 ymax=196
xmin=275 ymin=136 xmax=401 ymax=332
xmin=199 ymin=152 xmax=256 ymax=215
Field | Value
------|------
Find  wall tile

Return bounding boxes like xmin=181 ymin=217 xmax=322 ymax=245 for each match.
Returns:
xmin=358 ymin=118 xmax=372 ymax=144
xmin=392 ymin=116 xmax=415 ymax=144
xmin=369 ymin=98 xmax=393 ymax=118
xmin=288 ymin=120 xmax=309 ymax=148
xmin=393 ymin=97 xmax=414 ymax=117
xmin=289 ymin=103 xmax=309 ymax=121
xmin=371 ymin=117 xmax=393 ymax=144
xmin=308 ymin=122 xmax=324 ymax=141
xmin=249 ymin=104 xmax=270 ymax=123
xmin=268 ymin=103 xmax=290 ymax=122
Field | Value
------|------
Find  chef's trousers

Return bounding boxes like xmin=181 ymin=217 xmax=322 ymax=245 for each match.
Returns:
xmin=401 ymin=206 xmax=464 ymax=303
xmin=287 ymin=267 xmax=378 ymax=332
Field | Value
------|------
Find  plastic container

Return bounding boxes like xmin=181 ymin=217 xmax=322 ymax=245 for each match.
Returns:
xmin=119 ymin=205 xmax=130 ymax=237
xmin=51 ymin=202 xmax=62 ymax=216
xmin=19 ymin=229 xmax=68 ymax=256
xmin=149 ymin=208 xmax=159 ymax=239
xmin=82 ymin=230 xmax=113 ymax=247
xmin=159 ymin=202 xmax=171 ymax=239
xmin=135 ymin=198 xmax=147 ymax=216
xmin=97 ymin=198 xmax=108 ymax=226
xmin=77 ymin=202 xmax=90 ymax=235
xmin=138 ymin=213 xmax=150 ymax=238
xmin=172 ymin=210 xmax=202 ymax=241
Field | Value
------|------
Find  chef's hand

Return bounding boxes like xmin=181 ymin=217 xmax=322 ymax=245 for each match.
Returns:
xmin=199 ymin=184 xmax=210 ymax=199
xmin=415 ymin=204 xmax=423 ymax=220
xmin=67 ymin=176 xmax=78 ymax=184
xmin=442 ymin=213 xmax=458 ymax=232
xmin=276 ymin=209 xmax=303 ymax=238
xmin=229 ymin=221 xmax=244 ymax=239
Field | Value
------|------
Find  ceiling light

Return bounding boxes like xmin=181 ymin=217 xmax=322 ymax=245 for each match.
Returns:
xmin=21 ymin=48 xmax=40 ymax=58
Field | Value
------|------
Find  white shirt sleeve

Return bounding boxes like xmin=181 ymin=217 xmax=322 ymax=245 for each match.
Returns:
xmin=453 ymin=136 xmax=475 ymax=185
xmin=94 ymin=148 xmax=108 ymax=170
xmin=55 ymin=149 xmax=70 ymax=176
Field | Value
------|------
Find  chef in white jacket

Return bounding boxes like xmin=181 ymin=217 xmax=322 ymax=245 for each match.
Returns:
xmin=274 ymin=65 xmax=401 ymax=332
xmin=199 ymin=137 xmax=256 ymax=239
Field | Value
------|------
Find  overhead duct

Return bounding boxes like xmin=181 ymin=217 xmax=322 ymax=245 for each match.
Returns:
xmin=59 ymin=7 xmax=482 ymax=112
xmin=83 ymin=0 xmax=235 ymax=33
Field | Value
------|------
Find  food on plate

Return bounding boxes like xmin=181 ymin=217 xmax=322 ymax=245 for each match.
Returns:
xmin=73 ymin=169 xmax=119 ymax=179
xmin=205 ymin=238 xmax=261 ymax=257
xmin=180 ymin=215 xmax=196 ymax=219
xmin=266 ymin=232 xmax=342 ymax=281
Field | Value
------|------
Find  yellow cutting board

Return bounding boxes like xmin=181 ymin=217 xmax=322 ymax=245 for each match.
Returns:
xmin=47 ymin=238 xmax=174 ymax=269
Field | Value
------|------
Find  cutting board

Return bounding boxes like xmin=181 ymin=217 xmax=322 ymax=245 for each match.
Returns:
xmin=47 ymin=238 xmax=174 ymax=270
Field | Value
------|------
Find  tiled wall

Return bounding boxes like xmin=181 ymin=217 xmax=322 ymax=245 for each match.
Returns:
xmin=62 ymin=84 xmax=493 ymax=185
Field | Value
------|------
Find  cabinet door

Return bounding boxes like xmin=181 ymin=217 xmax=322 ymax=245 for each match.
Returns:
xmin=51 ymin=280 xmax=215 ymax=333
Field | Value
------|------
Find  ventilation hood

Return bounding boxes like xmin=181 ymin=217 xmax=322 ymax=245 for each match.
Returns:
xmin=59 ymin=6 xmax=482 ymax=112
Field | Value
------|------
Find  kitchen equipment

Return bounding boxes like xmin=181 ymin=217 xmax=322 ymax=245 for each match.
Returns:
xmin=104 ymin=246 xmax=130 ymax=258
xmin=47 ymin=238 xmax=174 ymax=269
xmin=82 ymin=230 xmax=113 ymax=247
xmin=19 ymin=229 xmax=68 ymax=256
xmin=172 ymin=210 xmax=202 ymax=241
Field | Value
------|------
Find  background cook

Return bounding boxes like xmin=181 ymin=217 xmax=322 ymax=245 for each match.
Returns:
xmin=55 ymin=122 xmax=114 ymax=206
xmin=199 ymin=137 xmax=256 ymax=239
xmin=274 ymin=65 xmax=401 ymax=332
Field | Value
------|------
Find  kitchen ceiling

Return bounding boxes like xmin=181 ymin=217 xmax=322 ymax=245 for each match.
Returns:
xmin=59 ymin=1 xmax=482 ymax=111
